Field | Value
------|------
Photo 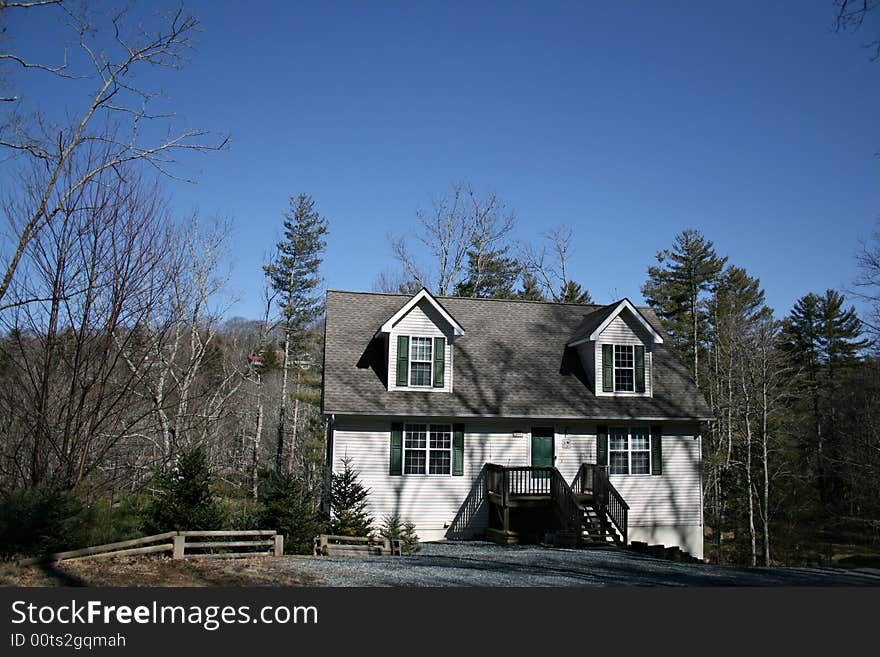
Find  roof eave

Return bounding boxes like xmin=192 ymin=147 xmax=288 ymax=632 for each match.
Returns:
xmin=377 ymin=288 xmax=465 ymax=336
xmin=586 ymin=299 xmax=664 ymax=344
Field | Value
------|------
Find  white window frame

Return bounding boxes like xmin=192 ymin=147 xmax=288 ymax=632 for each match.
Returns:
xmin=608 ymin=426 xmax=651 ymax=476
xmin=613 ymin=344 xmax=635 ymax=392
xmin=408 ymin=336 xmax=434 ymax=387
xmin=403 ymin=423 xmax=452 ymax=476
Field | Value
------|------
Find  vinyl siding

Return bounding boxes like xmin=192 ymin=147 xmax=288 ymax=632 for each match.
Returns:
xmin=607 ymin=425 xmax=702 ymax=528
xmin=332 ymin=417 xmax=530 ymax=538
xmin=388 ymin=299 xmax=454 ymax=393
xmin=554 ymin=423 xmax=701 ymax=528
xmin=595 ymin=311 xmax=653 ymax=397
xmin=332 ymin=418 xmax=702 ymax=553
xmin=553 ymin=426 xmax=596 ymax=483
xmin=576 ymin=344 xmax=596 ymax=392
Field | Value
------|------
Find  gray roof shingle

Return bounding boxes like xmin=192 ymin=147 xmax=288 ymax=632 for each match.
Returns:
xmin=322 ymin=290 xmax=712 ymax=421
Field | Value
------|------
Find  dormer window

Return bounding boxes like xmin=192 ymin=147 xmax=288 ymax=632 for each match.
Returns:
xmin=601 ymin=343 xmax=646 ymax=394
xmin=378 ymin=288 xmax=464 ymax=393
xmin=565 ymin=298 xmax=662 ymax=398
xmin=409 ymin=337 xmax=434 ymax=387
xmin=614 ymin=345 xmax=635 ymax=392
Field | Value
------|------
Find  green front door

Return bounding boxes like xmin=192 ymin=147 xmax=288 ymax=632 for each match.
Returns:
xmin=531 ymin=427 xmax=554 ymax=478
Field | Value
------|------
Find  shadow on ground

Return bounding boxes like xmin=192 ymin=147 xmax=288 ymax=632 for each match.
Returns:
xmin=278 ymin=541 xmax=880 ymax=587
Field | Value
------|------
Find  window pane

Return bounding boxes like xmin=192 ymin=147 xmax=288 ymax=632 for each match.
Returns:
xmin=404 ymin=450 xmax=426 ymax=474
xmin=411 ymin=337 xmax=432 ymax=361
xmin=631 ymin=428 xmax=649 ymax=451
xmin=405 ymin=425 xmax=426 ymax=448
xmin=610 ymin=429 xmax=628 ymax=451
xmin=615 ymin=368 xmax=634 ymax=391
xmin=429 ymin=426 xmax=451 ymax=449
xmin=614 ymin=345 xmax=635 ymax=392
xmin=631 ymin=451 xmax=650 ymax=474
xmin=610 ymin=452 xmax=629 ymax=475
xmin=410 ymin=362 xmax=432 ymax=386
xmin=614 ymin=345 xmax=634 ymax=367
xmin=429 ymin=450 xmax=451 ymax=475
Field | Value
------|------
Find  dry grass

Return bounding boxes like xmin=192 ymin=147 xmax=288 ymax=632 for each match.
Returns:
xmin=0 ymin=556 xmax=324 ymax=587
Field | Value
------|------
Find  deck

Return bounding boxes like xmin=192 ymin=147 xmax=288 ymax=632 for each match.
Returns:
xmin=483 ymin=463 xmax=629 ymax=547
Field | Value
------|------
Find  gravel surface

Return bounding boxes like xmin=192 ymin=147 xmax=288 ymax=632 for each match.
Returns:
xmin=273 ymin=541 xmax=880 ymax=587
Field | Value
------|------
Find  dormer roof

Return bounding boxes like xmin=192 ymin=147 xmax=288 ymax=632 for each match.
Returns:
xmin=376 ymin=287 xmax=465 ymax=337
xmin=566 ymin=298 xmax=664 ymax=347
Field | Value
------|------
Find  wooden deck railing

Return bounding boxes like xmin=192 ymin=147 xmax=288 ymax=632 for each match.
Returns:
xmin=446 ymin=464 xmax=487 ymax=539
xmin=486 ymin=463 xmax=584 ymax=534
xmin=486 ymin=463 xmax=554 ymax=500
xmin=549 ymin=467 xmax=584 ymax=534
xmin=573 ymin=463 xmax=629 ymax=545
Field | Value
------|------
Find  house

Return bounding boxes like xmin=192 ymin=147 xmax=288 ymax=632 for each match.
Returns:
xmin=322 ymin=288 xmax=711 ymax=558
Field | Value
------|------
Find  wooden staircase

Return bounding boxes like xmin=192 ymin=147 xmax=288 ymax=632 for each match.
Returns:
xmin=573 ymin=496 xmax=623 ymax=546
xmin=483 ymin=463 xmax=629 ymax=548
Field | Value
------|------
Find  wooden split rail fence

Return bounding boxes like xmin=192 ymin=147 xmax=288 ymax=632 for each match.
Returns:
xmin=313 ymin=534 xmax=400 ymax=557
xmin=17 ymin=530 xmax=283 ymax=566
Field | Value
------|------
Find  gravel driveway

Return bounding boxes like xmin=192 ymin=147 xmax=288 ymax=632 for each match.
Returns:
xmin=274 ymin=541 xmax=880 ymax=587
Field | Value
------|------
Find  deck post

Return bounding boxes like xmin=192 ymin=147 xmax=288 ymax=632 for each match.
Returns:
xmin=274 ymin=534 xmax=284 ymax=557
xmin=172 ymin=534 xmax=185 ymax=560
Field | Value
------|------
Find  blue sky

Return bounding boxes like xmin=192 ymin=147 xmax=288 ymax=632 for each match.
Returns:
xmin=8 ymin=0 xmax=880 ymax=319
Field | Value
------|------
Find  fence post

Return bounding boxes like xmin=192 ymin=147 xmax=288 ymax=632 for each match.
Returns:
xmin=173 ymin=534 xmax=185 ymax=560
xmin=274 ymin=534 xmax=284 ymax=557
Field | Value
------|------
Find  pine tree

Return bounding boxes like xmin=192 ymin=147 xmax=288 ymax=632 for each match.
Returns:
xmin=518 ymin=273 xmax=546 ymax=301
xmin=454 ymin=248 xmax=521 ymax=299
xmin=642 ymin=229 xmax=727 ymax=385
xmin=263 ymin=194 xmax=328 ymax=473
xmin=781 ymin=290 xmax=869 ymax=507
xmin=329 ymin=457 xmax=373 ymax=537
xmin=711 ymin=266 xmax=767 ymax=324
xmin=144 ymin=446 xmax=223 ymax=533
xmin=558 ymin=280 xmax=591 ymax=304
xmin=379 ymin=513 xmax=421 ymax=554
xmin=258 ymin=471 xmax=325 ymax=554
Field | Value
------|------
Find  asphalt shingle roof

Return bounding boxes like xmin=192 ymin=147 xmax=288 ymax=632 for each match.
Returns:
xmin=322 ymin=290 xmax=712 ymax=421
xmin=565 ymin=302 xmax=620 ymax=345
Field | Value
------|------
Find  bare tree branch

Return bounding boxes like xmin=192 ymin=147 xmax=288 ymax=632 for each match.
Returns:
xmin=0 ymin=3 xmax=229 ymax=307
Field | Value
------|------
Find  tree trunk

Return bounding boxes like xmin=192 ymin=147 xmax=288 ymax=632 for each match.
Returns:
xmin=287 ymin=371 xmax=301 ymax=474
xmin=252 ymin=381 xmax=263 ymax=501
xmin=276 ymin=321 xmax=292 ymax=472
xmin=761 ymin=355 xmax=772 ymax=567
xmin=742 ymin=365 xmax=757 ymax=567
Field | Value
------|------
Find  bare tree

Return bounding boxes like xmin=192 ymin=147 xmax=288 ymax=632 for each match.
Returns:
xmin=461 ymin=189 xmax=515 ymax=296
xmin=520 ymin=225 xmax=590 ymax=302
xmin=0 ymin=148 xmax=176 ymax=491
xmin=0 ymin=2 xmax=227 ymax=309
xmin=390 ymin=182 xmax=518 ymax=296
xmin=853 ymin=220 xmax=880 ymax=339
xmin=372 ymin=268 xmax=421 ymax=294
xmin=834 ymin=0 xmax=880 ymax=61
xmin=116 ymin=216 xmax=242 ymax=462
xmin=392 ymin=184 xmax=469 ymax=295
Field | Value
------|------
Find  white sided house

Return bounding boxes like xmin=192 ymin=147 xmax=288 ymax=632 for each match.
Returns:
xmin=322 ymin=289 xmax=711 ymax=558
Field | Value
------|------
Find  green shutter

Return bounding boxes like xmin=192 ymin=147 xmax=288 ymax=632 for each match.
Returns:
xmin=651 ymin=425 xmax=662 ymax=475
xmin=452 ymin=423 xmax=464 ymax=476
xmin=597 ymin=425 xmax=608 ymax=466
xmin=433 ymin=337 xmax=445 ymax=388
xmin=390 ymin=423 xmax=403 ymax=475
xmin=602 ymin=344 xmax=613 ymax=392
xmin=635 ymin=345 xmax=646 ymax=393
xmin=396 ymin=335 xmax=409 ymax=387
